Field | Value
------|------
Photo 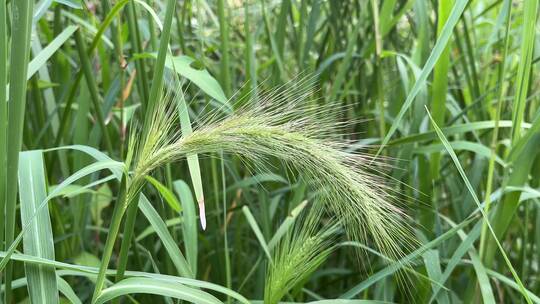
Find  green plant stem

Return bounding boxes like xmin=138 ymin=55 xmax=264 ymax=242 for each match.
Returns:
xmin=244 ymin=1 xmax=257 ymax=103
xmin=91 ymin=178 xmax=128 ymax=302
xmin=0 ymin=0 xmax=6 ymax=297
xmin=126 ymin=0 xmax=149 ymax=109
xmin=370 ymin=0 xmax=385 ymax=139
xmin=74 ymin=29 xmax=113 ymax=155
xmin=479 ymin=0 xmax=512 ymax=260
xmin=144 ymin=0 xmax=176 ymax=127
xmin=221 ymin=154 xmax=231 ymax=303
xmin=510 ymin=0 xmax=538 ymax=143
xmin=115 ymin=199 xmax=139 ymax=282
xmin=0 ymin=0 xmax=8 ymax=254
xmin=112 ymin=197 xmax=140 ymax=304
xmin=110 ymin=0 xmax=179 ymax=295
xmin=217 ymin=0 xmax=231 ymax=98
xmin=145 ymin=0 xmax=158 ymax=51
xmin=4 ymin=1 xmax=34 ymax=302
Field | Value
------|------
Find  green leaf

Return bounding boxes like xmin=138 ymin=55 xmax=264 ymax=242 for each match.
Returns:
xmin=340 ymin=217 xmax=475 ymax=298
xmin=57 ymin=277 xmax=82 ymax=304
xmin=0 ymin=251 xmax=250 ymax=304
xmin=146 ymin=175 xmax=182 ymax=212
xmin=175 ymin=89 xmax=206 ymax=230
xmin=413 ymin=141 xmax=506 ymax=167
xmin=173 ymin=180 xmax=198 ymax=276
xmin=27 ymin=26 xmax=78 ymax=80
xmin=18 ymin=150 xmax=59 ymax=304
xmin=138 ymin=195 xmax=194 ymax=278
xmin=376 ymin=0 xmax=469 ymax=157
xmin=143 ymin=53 xmax=229 ymax=107
xmin=267 ymin=200 xmax=308 ymax=250
xmin=242 ymin=206 xmax=272 ymax=261
xmin=93 ymin=277 xmax=223 ymax=304
xmin=55 ymin=0 xmax=83 ymax=9
xmin=423 ymin=250 xmax=450 ymax=304
xmin=426 ymin=108 xmax=532 ymax=304
xmin=510 ymin=0 xmax=538 ymax=143
xmin=0 ymin=158 xmax=125 ymax=271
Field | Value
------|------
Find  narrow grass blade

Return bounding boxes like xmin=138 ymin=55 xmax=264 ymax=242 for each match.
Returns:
xmin=0 ymin=252 xmax=251 ymax=304
xmin=173 ymin=180 xmax=198 ymax=276
xmin=340 ymin=217 xmax=475 ymax=298
xmin=138 ymin=195 xmax=194 ymax=278
xmin=144 ymin=0 xmax=176 ymax=117
xmin=423 ymin=250 xmax=450 ymax=304
xmin=27 ymin=25 xmax=78 ymax=80
xmin=267 ymin=200 xmax=308 ymax=250
xmin=242 ymin=206 xmax=272 ymax=261
xmin=176 ymin=91 xmax=206 ymax=230
xmin=0 ymin=159 xmax=125 ymax=272
xmin=217 ymin=0 xmax=231 ymax=97
xmin=375 ymin=0 xmax=469 ymax=157
xmin=510 ymin=0 xmax=539 ymax=143
xmin=94 ymin=277 xmax=222 ymax=304
xmin=4 ymin=1 xmax=35 ymax=301
xmin=426 ymin=107 xmax=532 ymax=304
xmin=0 ymin=0 xmax=8 ymax=261
xmin=145 ymin=175 xmax=182 ymax=212
xmin=18 ymin=151 xmax=59 ymax=304
xmin=57 ymin=277 xmax=82 ymax=304
xmin=73 ymin=29 xmax=113 ymax=154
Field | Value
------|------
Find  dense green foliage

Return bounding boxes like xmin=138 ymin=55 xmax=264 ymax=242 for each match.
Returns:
xmin=1 ymin=0 xmax=540 ymax=303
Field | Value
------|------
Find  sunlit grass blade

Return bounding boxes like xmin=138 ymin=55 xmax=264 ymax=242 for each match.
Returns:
xmin=27 ymin=25 xmax=78 ymax=81
xmin=4 ymin=0 xmax=35 ymax=301
xmin=18 ymin=151 xmax=59 ymax=304
xmin=0 ymin=159 xmax=126 ymax=272
xmin=94 ymin=277 xmax=222 ymax=304
xmin=0 ymin=251 xmax=251 ymax=303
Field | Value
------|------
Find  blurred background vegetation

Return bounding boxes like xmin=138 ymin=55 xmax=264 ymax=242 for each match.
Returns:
xmin=1 ymin=0 xmax=540 ymax=303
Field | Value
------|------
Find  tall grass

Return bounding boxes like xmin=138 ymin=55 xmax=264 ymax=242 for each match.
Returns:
xmin=1 ymin=0 xmax=539 ymax=303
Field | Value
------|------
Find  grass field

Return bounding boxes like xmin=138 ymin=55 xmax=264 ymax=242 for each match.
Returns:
xmin=1 ymin=0 xmax=540 ymax=303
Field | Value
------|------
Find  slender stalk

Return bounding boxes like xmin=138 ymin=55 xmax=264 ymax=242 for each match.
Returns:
xmin=222 ymin=154 xmax=232 ymax=303
xmin=370 ymin=0 xmax=385 ymax=139
xmin=217 ymin=0 xmax=231 ymax=97
xmin=126 ymin=1 xmax=149 ymax=110
xmin=103 ymin=0 xmax=178 ymax=301
xmin=0 ymin=0 xmax=6 ymax=297
xmin=113 ymin=197 xmax=140 ymax=303
xmin=479 ymin=0 xmax=512 ymax=260
xmin=0 ymin=0 xmax=8 ymax=255
xmin=145 ymin=0 xmax=158 ymax=51
xmin=144 ymin=0 xmax=176 ymax=127
xmin=510 ymin=0 xmax=538 ymax=143
xmin=91 ymin=177 xmax=128 ymax=302
xmin=73 ymin=29 xmax=114 ymax=155
xmin=115 ymin=200 xmax=139 ymax=281
xmin=244 ymin=1 xmax=257 ymax=102
xmin=421 ymin=0 xmax=453 ymax=234
xmin=4 ymin=1 xmax=34 ymax=302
